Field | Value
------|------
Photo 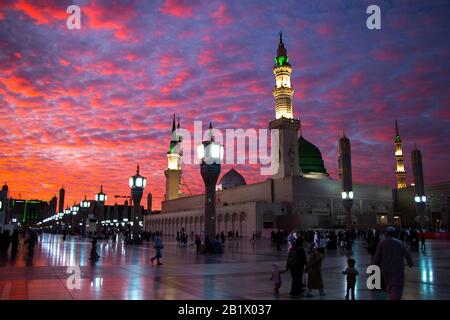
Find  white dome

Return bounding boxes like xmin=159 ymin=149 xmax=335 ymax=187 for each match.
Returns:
xmin=218 ymin=168 xmax=246 ymax=190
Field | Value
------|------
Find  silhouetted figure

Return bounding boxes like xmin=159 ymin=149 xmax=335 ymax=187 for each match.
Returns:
xmin=250 ymin=232 xmax=256 ymax=245
xmin=89 ymin=236 xmax=100 ymax=261
xmin=306 ymin=248 xmax=325 ymax=297
xmin=195 ymin=234 xmax=201 ymax=253
xmin=343 ymin=258 xmax=359 ymax=300
xmin=24 ymin=229 xmax=38 ymax=257
xmin=0 ymin=230 xmax=11 ymax=253
xmin=373 ymin=226 xmax=413 ymax=300
xmin=213 ymin=235 xmax=223 ymax=254
xmin=420 ymin=233 xmax=426 ymax=252
xmin=150 ymin=232 xmax=163 ymax=265
xmin=286 ymin=240 xmax=307 ymax=296
xmin=10 ymin=230 xmax=19 ymax=255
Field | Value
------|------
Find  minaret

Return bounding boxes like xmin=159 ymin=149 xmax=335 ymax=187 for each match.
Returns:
xmin=411 ymin=145 xmax=426 ymax=230
xmin=338 ymin=131 xmax=353 ymax=229
xmin=269 ymin=32 xmax=302 ymax=178
xmin=164 ymin=114 xmax=182 ymax=200
xmin=58 ymin=186 xmax=65 ymax=214
xmin=394 ymin=120 xmax=407 ymax=189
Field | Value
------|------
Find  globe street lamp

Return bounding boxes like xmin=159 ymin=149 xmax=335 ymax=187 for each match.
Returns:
xmin=339 ymin=132 xmax=353 ymax=230
xmin=63 ymin=207 xmax=71 ymax=232
xmin=71 ymin=202 xmax=79 ymax=233
xmin=197 ymin=123 xmax=223 ymax=243
xmin=129 ymin=164 xmax=147 ymax=240
xmin=414 ymin=194 xmax=427 ymax=230
xmin=80 ymin=195 xmax=90 ymax=237
xmin=95 ymin=185 xmax=107 ymax=234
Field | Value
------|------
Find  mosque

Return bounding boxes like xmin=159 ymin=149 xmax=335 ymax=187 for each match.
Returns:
xmin=143 ymin=34 xmax=407 ymax=237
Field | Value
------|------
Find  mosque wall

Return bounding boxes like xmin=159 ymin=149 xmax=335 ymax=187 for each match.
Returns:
xmin=396 ymin=182 xmax=450 ymax=228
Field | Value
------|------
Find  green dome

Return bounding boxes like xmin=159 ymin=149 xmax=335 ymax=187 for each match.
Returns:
xmin=298 ymin=136 xmax=328 ymax=175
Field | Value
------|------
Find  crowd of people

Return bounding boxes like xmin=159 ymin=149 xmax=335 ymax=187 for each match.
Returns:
xmin=0 ymin=227 xmax=40 ymax=258
xmin=0 ymin=224 xmax=426 ymax=300
xmin=269 ymin=226 xmax=418 ymax=300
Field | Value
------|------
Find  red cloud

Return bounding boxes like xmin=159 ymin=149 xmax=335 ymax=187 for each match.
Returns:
xmin=211 ymin=3 xmax=232 ymax=25
xmin=0 ymin=75 xmax=44 ymax=98
xmin=12 ymin=0 xmax=66 ymax=24
xmin=160 ymin=0 xmax=193 ymax=18
xmin=84 ymin=2 xmax=138 ymax=42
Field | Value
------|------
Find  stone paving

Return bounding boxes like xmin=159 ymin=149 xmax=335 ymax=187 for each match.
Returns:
xmin=0 ymin=233 xmax=448 ymax=300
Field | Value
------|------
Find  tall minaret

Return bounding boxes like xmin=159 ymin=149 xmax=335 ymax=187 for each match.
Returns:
xmin=58 ymin=186 xmax=65 ymax=213
xmin=269 ymin=32 xmax=302 ymax=178
xmin=394 ymin=120 xmax=407 ymax=189
xmin=164 ymin=114 xmax=182 ymax=200
xmin=338 ymin=131 xmax=353 ymax=229
xmin=411 ymin=145 xmax=426 ymax=229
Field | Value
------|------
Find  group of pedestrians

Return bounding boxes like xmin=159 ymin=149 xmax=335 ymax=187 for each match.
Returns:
xmin=0 ymin=227 xmax=38 ymax=258
xmin=272 ymin=236 xmax=325 ymax=298
xmin=272 ymin=226 xmax=414 ymax=300
xmin=0 ymin=229 xmax=19 ymax=255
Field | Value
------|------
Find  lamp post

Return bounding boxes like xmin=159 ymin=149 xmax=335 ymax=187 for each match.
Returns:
xmin=197 ymin=123 xmax=223 ymax=242
xmin=80 ymin=195 xmax=90 ymax=237
xmin=339 ymin=132 xmax=353 ymax=230
xmin=414 ymin=194 xmax=427 ymax=231
xmin=64 ymin=207 xmax=70 ymax=233
xmin=95 ymin=185 xmax=107 ymax=235
xmin=71 ymin=202 xmax=79 ymax=234
xmin=129 ymin=164 xmax=147 ymax=240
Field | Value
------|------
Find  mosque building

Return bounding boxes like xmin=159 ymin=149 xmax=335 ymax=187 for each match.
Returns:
xmin=144 ymin=34 xmax=411 ymax=237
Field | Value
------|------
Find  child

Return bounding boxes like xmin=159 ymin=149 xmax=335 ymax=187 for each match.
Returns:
xmin=342 ymin=258 xmax=359 ymax=300
xmin=270 ymin=264 xmax=285 ymax=295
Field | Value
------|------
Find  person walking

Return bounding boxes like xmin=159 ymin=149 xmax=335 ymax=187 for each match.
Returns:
xmin=24 ymin=229 xmax=38 ymax=257
xmin=150 ymin=232 xmax=163 ymax=265
xmin=89 ymin=236 xmax=100 ymax=261
xmin=250 ymin=231 xmax=256 ymax=245
xmin=285 ymin=240 xmax=307 ymax=296
xmin=373 ymin=226 xmax=413 ymax=300
xmin=306 ymin=248 xmax=325 ymax=297
xmin=10 ymin=229 xmax=19 ymax=256
xmin=270 ymin=264 xmax=285 ymax=296
xmin=420 ymin=232 xmax=426 ymax=252
xmin=195 ymin=234 xmax=201 ymax=253
xmin=0 ymin=229 xmax=11 ymax=253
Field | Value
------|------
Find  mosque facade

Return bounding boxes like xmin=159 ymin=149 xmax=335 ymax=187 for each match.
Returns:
xmin=144 ymin=34 xmax=400 ymax=237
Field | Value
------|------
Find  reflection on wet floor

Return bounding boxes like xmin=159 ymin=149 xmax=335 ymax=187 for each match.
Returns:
xmin=0 ymin=233 xmax=449 ymax=300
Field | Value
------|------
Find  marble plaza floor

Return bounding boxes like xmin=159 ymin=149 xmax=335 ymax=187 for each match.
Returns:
xmin=0 ymin=233 xmax=449 ymax=300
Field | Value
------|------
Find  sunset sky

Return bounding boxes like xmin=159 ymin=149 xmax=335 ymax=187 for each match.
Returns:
xmin=0 ymin=0 xmax=449 ymax=210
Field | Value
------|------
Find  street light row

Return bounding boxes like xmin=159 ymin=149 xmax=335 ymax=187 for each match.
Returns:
xmin=38 ymin=165 xmax=147 ymax=228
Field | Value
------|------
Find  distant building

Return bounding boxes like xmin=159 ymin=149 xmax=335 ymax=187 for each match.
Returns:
xmin=8 ymin=198 xmax=49 ymax=226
